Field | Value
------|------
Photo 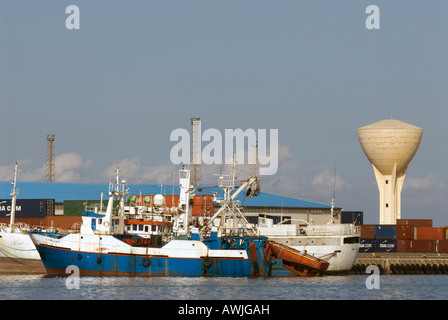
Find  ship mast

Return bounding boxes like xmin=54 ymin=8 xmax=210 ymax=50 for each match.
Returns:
xmin=9 ymin=162 xmax=19 ymax=231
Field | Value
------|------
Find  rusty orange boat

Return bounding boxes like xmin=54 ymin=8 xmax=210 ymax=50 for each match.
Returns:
xmin=265 ymin=241 xmax=330 ymax=276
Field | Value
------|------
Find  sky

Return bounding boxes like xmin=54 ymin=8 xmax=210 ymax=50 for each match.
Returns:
xmin=0 ymin=1 xmax=447 ymax=226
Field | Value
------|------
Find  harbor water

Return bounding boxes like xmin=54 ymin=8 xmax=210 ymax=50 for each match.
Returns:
xmin=1 ymin=274 xmax=448 ymax=300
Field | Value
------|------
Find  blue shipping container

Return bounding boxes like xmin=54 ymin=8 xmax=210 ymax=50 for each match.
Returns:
xmin=341 ymin=211 xmax=363 ymax=225
xmin=0 ymin=199 xmax=52 ymax=218
xmin=374 ymin=225 xmax=397 ymax=239
xmin=360 ymin=239 xmax=376 ymax=252
xmin=375 ymin=239 xmax=397 ymax=252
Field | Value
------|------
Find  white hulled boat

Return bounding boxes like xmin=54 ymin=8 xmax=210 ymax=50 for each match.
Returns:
xmin=256 ymin=200 xmax=360 ymax=272
xmin=0 ymin=163 xmax=41 ymax=261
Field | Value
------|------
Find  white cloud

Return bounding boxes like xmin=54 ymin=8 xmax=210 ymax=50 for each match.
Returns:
xmin=405 ymin=174 xmax=445 ymax=190
xmin=54 ymin=152 xmax=92 ymax=182
xmin=101 ymin=158 xmax=178 ymax=185
xmin=311 ymin=170 xmax=345 ymax=189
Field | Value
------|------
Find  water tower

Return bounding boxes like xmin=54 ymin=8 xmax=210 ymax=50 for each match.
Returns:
xmin=357 ymin=119 xmax=423 ymax=224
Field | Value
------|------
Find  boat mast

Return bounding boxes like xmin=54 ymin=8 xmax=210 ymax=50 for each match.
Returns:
xmin=100 ymin=164 xmax=128 ymax=234
xmin=174 ymin=167 xmax=193 ymax=237
xmin=9 ymin=162 xmax=18 ymax=230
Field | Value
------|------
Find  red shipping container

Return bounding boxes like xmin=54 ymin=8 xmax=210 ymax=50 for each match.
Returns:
xmin=192 ymin=195 xmax=214 ymax=216
xmin=397 ymin=219 xmax=432 ymax=227
xmin=45 ymin=216 xmax=82 ymax=230
xmin=442 ymin=227 xmax=448 ymax=240
xmin=396 ymin=225 xmax=415 ymax=240
xmin=397 ymin=239 xmax=435 ymax=253
xmin=360 ymin=225 xmax=375 ymax=239
xmin=415 ymin=227 xmax=444 ymax=240
xmin=438 ymin=240 xmax=448 ymax=253
xmin=0 ymin=216 xmax=82 ymax=230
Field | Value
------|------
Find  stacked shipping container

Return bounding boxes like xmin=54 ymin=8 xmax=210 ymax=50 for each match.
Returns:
xmin=0 ymin=199 xmax=55 ymax=218
xmin=359 ymin=225 xmax=398 ymax=253
xmin=346 ymin=217 xmax=448 ymax=254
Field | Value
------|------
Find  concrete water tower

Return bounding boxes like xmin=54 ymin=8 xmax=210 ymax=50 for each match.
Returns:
xmin=358 ymin=119 xmax=423 ymax=225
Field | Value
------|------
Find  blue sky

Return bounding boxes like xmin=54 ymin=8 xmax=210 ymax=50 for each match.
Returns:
xmin=1 ymin=1 xmax=447 ymax=225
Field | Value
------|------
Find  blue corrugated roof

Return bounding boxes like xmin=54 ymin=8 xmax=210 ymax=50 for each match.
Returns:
xmin=0 ymin=181 xmax=330 ymax=208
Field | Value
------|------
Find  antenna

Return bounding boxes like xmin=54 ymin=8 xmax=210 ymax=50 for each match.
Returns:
xmin=250 ymin=141 xmax=258 ymax=177
xmin=190 ymin=117 xmax=202 ymax=186
xmin=45 ymin=134 xmax=55 ymax=182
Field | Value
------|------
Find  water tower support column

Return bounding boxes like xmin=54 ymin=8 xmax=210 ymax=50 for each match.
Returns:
xmin=373 ymin=163 xmax=406 ymax=225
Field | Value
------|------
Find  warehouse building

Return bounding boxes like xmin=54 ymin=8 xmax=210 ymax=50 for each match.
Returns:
xmin=0 ymin=181 xmax=340 ymax=226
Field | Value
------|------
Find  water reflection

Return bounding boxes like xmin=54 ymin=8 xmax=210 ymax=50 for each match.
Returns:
xmin=1 ymin=274 xmax=448 ymax=300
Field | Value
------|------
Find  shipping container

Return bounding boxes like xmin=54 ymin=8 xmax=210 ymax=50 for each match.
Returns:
xmin=44 ymin=215 xmax=82 ymax=230
xmin=0 ymin=216 xmax=83 ymax=231
xmin=0 ymin=217 xmax=45 ymax=227
xmin=64 ymin=200 xmax=119 ymax=216
xmin=359 ymin=239 xmax=376 ymax=252
xmin=0 ymin=199 xmax=54 ymax=218
xmin=192 ymin=195 xmax=214 ymax=217
xmin=415 ymin=227 xmax=445 ymax=240
xmin=341 ymin=211 xmax=363 ymax=225
xmin=360 ymin=225 xmax=375 ymax=239
xmin=397 ymin=239 xmax=436 ymax=253
xmin=396 ymin=225 xmax=415 ymax=240
xmin=438 ymin=240 xmax=448 ymax=253
xmin=442 ymin=227 xmax=448 ymax=240
xmin=397 ymin=219 xmax=432 ymax=227
xmin=374 ymin=225 xmax=397 ymax=239
xmin=375 ymin=239 xmax=397 ymax=252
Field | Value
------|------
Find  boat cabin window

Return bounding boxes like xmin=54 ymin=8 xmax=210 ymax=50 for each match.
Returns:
xmin=139 ymin=225 xmax=143 ymax=231
xmin=132 ymin=224 xmax=137 ymax=231
xmin=344 ymin=237 xmax=360 ymax=244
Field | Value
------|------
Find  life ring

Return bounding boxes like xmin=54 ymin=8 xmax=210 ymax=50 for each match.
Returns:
xmin=203 ymin=257 xmax=212 ymax=268
xmin=104 ymin=221 xmax=110 ymax=227
xmin=142 ymin=257 xmax=151 ymax=267
xmin=77 ymin=253 xmax=82 ymax=260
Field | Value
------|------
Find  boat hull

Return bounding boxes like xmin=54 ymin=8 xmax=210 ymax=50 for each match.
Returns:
xmin=31 ymin=233 xmax=325 ymax=277
xmin=0 ymin=232 xmax=40 ymax=260
xmin=35 ymin=243 xmax=256 ymax=277
xmin=266 ymin=235 xmax=360 ymax=272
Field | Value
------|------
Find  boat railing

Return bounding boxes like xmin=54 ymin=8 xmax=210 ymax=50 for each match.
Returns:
xmin=304 ymin=224 xmax=360 ymax=237
xmin=0 ymin=223 xmax=7 ymax=232
xmin=219 ymin=227 xmax=254 ymax=237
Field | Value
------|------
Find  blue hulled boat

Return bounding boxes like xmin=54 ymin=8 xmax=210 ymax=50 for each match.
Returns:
xmin=30 ymin=167 xmax=329 ymax=277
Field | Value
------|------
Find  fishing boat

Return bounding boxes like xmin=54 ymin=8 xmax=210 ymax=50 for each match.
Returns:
xmin=0 ymin=163 xmax=41 ymax=261
xmin=0 ymin=163 xmax=47 ymax=273
xmin=256 ymin=200 xmax=360 ymax=273
xmin=30 ymin=166 xmax=329 ymax=277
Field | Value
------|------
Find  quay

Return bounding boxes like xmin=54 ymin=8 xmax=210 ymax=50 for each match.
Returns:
xmin=0 ymin=257 xmax=46 ymax=274
xmin=351 ymin=252 xmax=448 ymax=274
